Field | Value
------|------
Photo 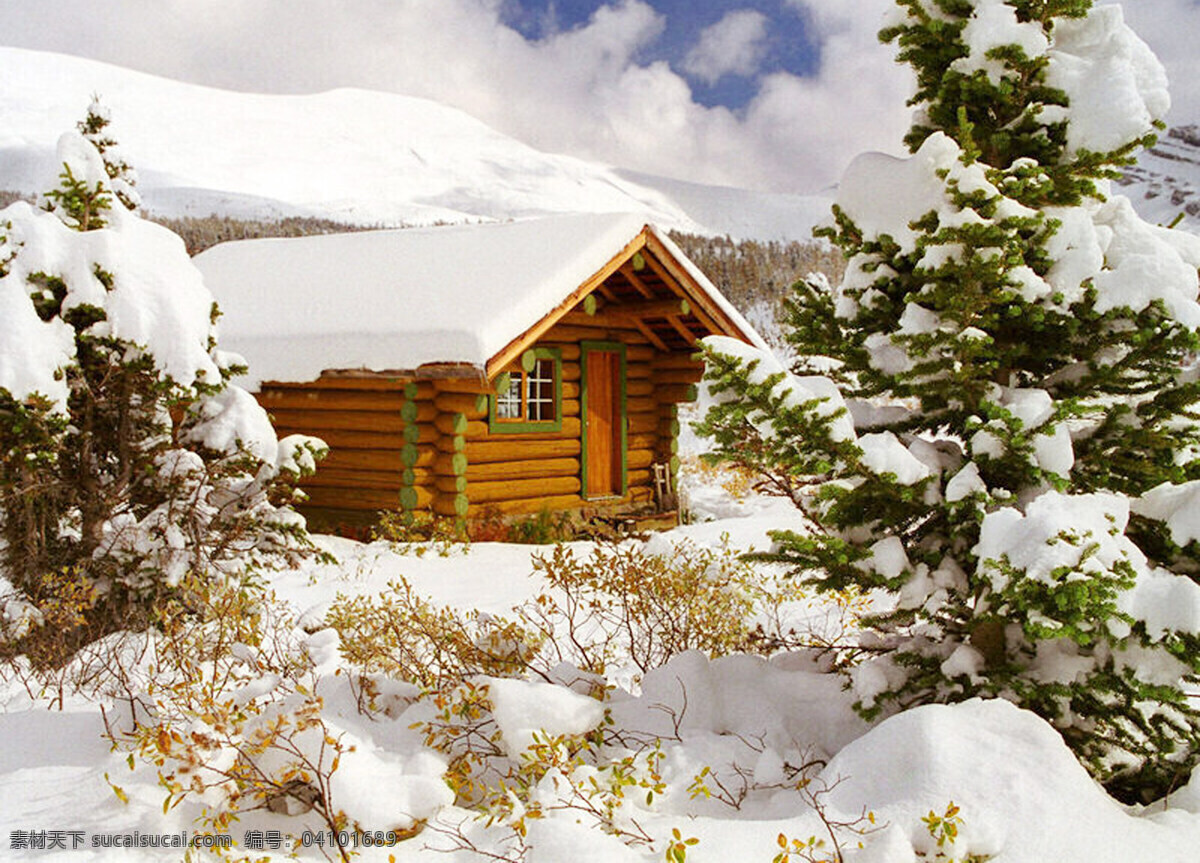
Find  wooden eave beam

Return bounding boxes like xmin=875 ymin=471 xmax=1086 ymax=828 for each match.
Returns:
xmin=637 ymin=250 xmax=724 ymax=338
xmin=616 ymin=298 xmax=692 ymax=320
xmin=633 ymin=319 xmax=670 ymax=352
xmin=619 ymin=264 xmax=656 ymax=299
xmin=485 ymin=229 xmax=651 ymax=379
xmin=641 ymin=232 xmax=754 ymax=342
xmin=666 ymin=316 xmax=698 ymax=345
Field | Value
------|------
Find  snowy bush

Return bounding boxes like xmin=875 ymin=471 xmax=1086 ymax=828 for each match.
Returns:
xmin=0 ymin=104 xmax=325 ymax=659
xmin=113 ymin=576 xmax=363 ymax=861
xmin=695 ymin=0 xmax=1200 ymax=800
xmin=328 ymin=539 xmax=804 ymax=697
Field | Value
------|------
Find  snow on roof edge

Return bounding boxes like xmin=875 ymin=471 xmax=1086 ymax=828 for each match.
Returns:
xmin=196 ymin=213 xmax=771 ymax=389
xmin=645 ymin=222 xmax=772 ymax=354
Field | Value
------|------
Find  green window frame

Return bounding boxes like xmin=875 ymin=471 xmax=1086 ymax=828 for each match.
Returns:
xmin=488 ymin=347 xmax=563 ymax=434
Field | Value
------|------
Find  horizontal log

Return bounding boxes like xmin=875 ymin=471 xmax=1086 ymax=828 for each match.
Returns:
xmin=626 ymin=344 xmax=655 ymax=364
xmin=560 ymin=311 xmax=643 ymax=329
xmin=289 ymin=428 xmax=403 ymax=451
xmin=653 ymin=351 xmax=704 ymax=370
xmin=626 ymin=396 xmax=656 ymax=415
xmin=627 ymin=469 xmax=652 ymax=487
xmin=626 ymin=379 xmax=654 ymax=398
xmin=434 ymin=434 xmax=467 ymax=454
xmin=659 ymin=417 xmax=681 ymax=438
xmin=258 ymin=388 xmax=406 ymax=413
xmin=466 ymin=457 xmax=580 ymax=482
xmin=653 ymin=367 xmax=705 ymax=385
xmin=400 ymin=443 xmax=437 ymax=468
xmin=467 ymin=494 xmax=585 ymax=519
xmin=561 ymin=362 xmax=581 ymax=383
xmin=627 ymin=448 xmax=654 ymax=470
xmin=653 ymin=383 xmax=699 ymax=404
xmin=399 ymin=486 xmax=434 ymax=511
xmin=434 ymin=413 xmax=468 ymax=436
xmin=400 ymin=400 xmax=437 ymax=423
xmin=302 ymin=469 xmax=401 ymax=490
xmin=467 ymin=475 xmax=581 ymax=504
xmin=301 ymin=486 xmax=401 ymax=512
xmin=467 ymin=437 xmax=582 ymax=464
xmin=432 ymin=492 xmax=470 ymax=518
xmin=436 ymin=413 xmax=492 ymax=440
xmin=562 ymin=381 xmax=581 ymax=400
xmin=403 ymin=423 xmax=438 ymax=444
xmin=538 ymin=343 xmax=582 ymax=361
xmin=432 ymin=452 xmax=468 ymax=476
xmin=627 ymin=432 xmax=659 ymax=451
xmin=435 ymin=475 xmax=469 ymax=494
xmin=434 ymin=391 xmax=489 ymax=418
xmin=561 ymin=398 xmax=580 ymax=418
xmin=433 ymin=377 xmax=496 ymax=395
xmin=542 ymin=324 xmax=650 ymax=344
xmin=402 ymin=466 xmax=435 ymax=486
xmin=626 ymin=363 xmax=651 ymax=380
xmin=628 ymin=412 xmax=659 ymax=436
xmin=321 ymin=448 xmax=405 ymax=473
xmin=269 ymin=408 xmax=405 ymax=433
xmin=462 ymin=419 xmax=490 ymax=440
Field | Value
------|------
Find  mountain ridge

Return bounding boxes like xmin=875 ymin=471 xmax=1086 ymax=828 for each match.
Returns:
xmin=0 ymin=46 xmax=830 ymax=242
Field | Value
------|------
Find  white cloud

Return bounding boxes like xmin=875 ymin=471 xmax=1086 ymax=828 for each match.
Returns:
xmin=682 ymin=9 xmax=770 ymax=85
xmin=0 ymin=0 xmax=1194 ymax=197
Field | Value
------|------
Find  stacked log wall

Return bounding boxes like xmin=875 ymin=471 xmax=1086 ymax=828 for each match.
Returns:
xmin=651 ymin=351 xmax=702 ymax=486
xmin=256 ymin=316 xmax=705 ymax=524
xmin=257 ymin=378 xmax=419 ymax=515
xmin=460 ymin=338 xmax=582 ymax=518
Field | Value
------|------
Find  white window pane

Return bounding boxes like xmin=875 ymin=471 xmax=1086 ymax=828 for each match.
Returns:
xmin=497 ymin=372 xmax=523 ymax=418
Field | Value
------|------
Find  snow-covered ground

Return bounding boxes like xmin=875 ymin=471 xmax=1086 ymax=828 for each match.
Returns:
xmin=2 ymin=474 xmax=1199 ymax=863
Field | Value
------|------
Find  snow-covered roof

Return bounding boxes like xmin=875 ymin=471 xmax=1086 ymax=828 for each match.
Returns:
xmin=194 ymin=213 xmax=765 ymax=388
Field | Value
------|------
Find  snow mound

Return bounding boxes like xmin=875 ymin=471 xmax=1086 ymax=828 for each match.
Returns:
xmin=823 ymin=698 xmax=1196 ymax=862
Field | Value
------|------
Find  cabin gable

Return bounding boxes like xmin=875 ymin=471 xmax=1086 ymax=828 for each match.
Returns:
xmin=241 ymin=219 xmax=756 ymax=532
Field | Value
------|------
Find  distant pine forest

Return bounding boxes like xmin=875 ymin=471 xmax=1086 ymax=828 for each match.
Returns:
xmin=1 ymin=190 xmax=845 ymax=342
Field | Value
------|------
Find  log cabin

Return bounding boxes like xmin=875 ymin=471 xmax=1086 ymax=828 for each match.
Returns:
xmin=194 ymin=213 xmax=768 ymax=531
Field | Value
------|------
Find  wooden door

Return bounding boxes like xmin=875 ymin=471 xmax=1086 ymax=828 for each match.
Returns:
xmin=584 ymin=347 xmax=624 ymax=498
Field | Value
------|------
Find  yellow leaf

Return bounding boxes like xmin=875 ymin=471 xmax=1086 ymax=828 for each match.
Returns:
xmin=104 ymin=773 xmax=129 ymax=805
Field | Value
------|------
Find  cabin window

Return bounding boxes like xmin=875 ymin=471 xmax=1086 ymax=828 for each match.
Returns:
xmin=489 ymin=347 xmax=562 ymax=433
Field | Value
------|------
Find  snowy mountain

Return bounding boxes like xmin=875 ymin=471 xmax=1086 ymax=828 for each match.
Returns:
xmin=0 ymin=47 xmax=830 ymax=242
xmin=1118 ymin=125 xmax=1200 ymax=230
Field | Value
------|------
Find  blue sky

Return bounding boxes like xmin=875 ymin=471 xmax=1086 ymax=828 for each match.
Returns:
xmin=500 ymin=0 xmax=822 ymax=109
xmin=0 ymin=1 xmax=1196 ymax=195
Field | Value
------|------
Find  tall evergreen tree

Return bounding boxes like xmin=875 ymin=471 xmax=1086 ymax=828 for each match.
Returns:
xmin=696 ymin=0 xmax=1200 ymax=800
xmin=0 ymin=107 xmax=324 ymax=656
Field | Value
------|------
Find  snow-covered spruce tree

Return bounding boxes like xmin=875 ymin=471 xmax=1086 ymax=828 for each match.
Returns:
xmin=695 ymin=0 xmax=1200 ymax=800
xmin=0 ymin=106 xmax=325 ymax=655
